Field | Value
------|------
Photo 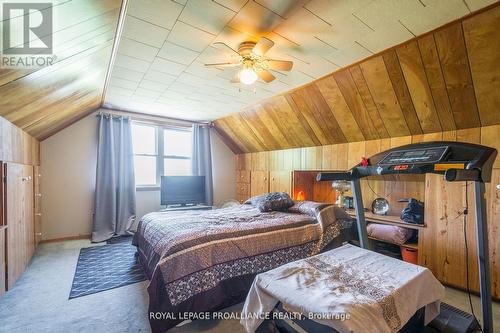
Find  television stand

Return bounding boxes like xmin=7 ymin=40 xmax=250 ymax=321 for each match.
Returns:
xmin=160 ymin=204 xmax=212 ymax=212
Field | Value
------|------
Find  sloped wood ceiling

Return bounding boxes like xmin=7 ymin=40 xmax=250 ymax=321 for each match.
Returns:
xmin=0 ymin=0 xmax=122 ymax=140
xmin=214 ymin=4 xmax=500 ymax=153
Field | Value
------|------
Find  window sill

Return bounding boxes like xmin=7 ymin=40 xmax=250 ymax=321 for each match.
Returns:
xmin=136 ymin=185 xmax=160 ymax=192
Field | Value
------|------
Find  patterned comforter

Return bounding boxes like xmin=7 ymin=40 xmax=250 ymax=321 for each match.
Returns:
xmin=133 ymin=202 xmax=353 ymax=332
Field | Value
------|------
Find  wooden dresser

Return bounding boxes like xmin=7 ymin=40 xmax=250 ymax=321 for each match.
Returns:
xmin=236 ymin=170 xmax=251 ymax=203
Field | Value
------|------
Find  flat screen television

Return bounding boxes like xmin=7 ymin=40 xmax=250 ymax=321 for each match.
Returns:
xmin=160 ymin=176 xmax=206 ymax=206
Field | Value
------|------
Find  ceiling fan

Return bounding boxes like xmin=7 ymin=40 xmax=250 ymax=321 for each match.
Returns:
xmin=204 ymin=37 xmax=293 ymax=85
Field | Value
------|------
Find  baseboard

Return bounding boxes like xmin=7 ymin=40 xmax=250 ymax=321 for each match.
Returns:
xmin=39 ymin=234 xmax=91 ymax=244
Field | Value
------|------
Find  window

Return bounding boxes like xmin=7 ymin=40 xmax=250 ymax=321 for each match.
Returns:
xmin=132 ymin=123 xmax=192 ymax=187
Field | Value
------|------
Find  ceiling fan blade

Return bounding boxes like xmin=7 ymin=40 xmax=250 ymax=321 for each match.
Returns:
xmin=230 ymin=72 xmax=240 ymax=84
xmin=204 ymin=62 xmax=241 ymax=68
xmin=257 ymin=69 xmax=275 ymax=83
xmin=267 ymin=59 xmax=293 ymax=71
xmin=252 ymin=37 xmax=274 ymax=56
xmin=212 ymin=42 xmax=240 ymax=55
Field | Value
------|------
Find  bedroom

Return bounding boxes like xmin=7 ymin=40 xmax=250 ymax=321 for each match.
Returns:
xmin=0 ymin=0 xmax=499 ymax=332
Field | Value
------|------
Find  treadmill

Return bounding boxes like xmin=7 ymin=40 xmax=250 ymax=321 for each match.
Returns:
xmin=316 ymin=141 xmax=497 ymax=333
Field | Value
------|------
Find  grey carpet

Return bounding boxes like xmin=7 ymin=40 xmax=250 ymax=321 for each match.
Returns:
xmin=69 ymin=238 xmax=146 ymax=299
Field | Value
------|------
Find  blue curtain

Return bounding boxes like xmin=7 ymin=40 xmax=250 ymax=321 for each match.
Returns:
xmin=92 ymin=113 xmax=136 ymax=242
xmin=191 ymin=124 xmax=213 ymax=206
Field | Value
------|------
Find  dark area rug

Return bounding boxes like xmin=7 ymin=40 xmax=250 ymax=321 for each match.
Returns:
xmin=69 ymin=236 xmax=146 ymax=299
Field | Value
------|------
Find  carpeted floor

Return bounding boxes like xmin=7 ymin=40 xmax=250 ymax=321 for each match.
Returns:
xmin=0 ymin=240 xmax=499 ymax=333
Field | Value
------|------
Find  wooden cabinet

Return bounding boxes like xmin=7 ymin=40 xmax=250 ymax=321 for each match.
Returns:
xmin=0 ymin=227 xmax=5 ymax=297
xmin=270 ymin=171 xmax=292 ymax=194
xmin=250 ymin=171 xmax=269 ymax=197
xmin=4 ymin=162 xmax=34 ymax=289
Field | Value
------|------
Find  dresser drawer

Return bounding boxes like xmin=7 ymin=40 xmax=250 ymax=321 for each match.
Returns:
xmin=237 ymin=170 xmax=250 ymax=184
xmin=236 ymin=182 xmax=250 ymax=195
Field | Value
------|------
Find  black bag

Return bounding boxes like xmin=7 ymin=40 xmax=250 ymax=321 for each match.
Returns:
xmin=399 ymin=198 xmax=424 ymax=225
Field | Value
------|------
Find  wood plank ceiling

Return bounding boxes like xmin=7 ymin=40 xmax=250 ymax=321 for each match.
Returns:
xmin=214 ymin=3 xmax=500 ymax=153
xmin=0 ymin=0 xmax=122 ymax=140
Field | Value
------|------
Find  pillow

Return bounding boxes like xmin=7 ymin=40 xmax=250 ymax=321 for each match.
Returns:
xmin=366 ymin=223 xmax=414 ymax=245
xmin=245 ymin=192 xmax=294 ymax=212
xmin=288 ymin=201 xmax=332 ymax=217
xmin=244 ymin=193 xmax=267 ymax=205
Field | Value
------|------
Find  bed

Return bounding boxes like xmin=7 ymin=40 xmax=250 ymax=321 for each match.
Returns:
xmin=133 ymin=201 xmax=356 ymax=332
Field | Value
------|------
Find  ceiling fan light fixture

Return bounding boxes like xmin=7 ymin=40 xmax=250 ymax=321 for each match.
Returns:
xmin=239 ymin=68 xmax=258 ymax=85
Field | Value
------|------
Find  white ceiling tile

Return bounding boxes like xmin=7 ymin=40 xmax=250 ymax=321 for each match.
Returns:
xmin=168 ymin=82 xmax=201 ymax=94
xmin=143 ymin=70 xmax=178 ymax=85
xmin=228 ymin=1 xmax=283 ymax=36
xmin=109 ymin=77 xmax=140 ymax=90
xmin=299 ymin=57 xmax=340 ymax=79
xmin=139 ymin=80 xmax=170 ymax=92
xmin=114 ymin=54 xmax=151 ymax=73
xmin=111 ymin=66 xmax=145 ymax=82
xmin=322 ymin=41 xmax=372 ymax=67
xmin=197 ymin=45 xmax=240 ymax=65
xmin=176 ymin=72 xmax=210 ymax=86
xmin=255 ymin=0 xmax=309 ymax=18
xmin=185 ymin=61 xmax=224 ymax=79
xmin=179 ymin=0 xmax=235 ymax=35
xmin=464 ymin=0 xmax=497 ymax=11
xmin=400 ymin=0 xmax=469 ymax=35
xmin=130 ymin=95 xmax=158 ymax=104
xmin=357 ymin=23 xmax=413 ymax=53
xmin=214 ymin=0 xmax=247 ymax=12
xmin=122 ymin=15 xmax=169 ymax=48
xmin=277 ymin=70 xmax=314 ymax=86
xmin=157 ymin=42 xmax=200 ymax=65
xmin=305 ymin=0 xmax=373 ymax=22
xmin=127 ymin=0 xmax=183 ymax=29
xmin=135 ymin=88 xmax=162 ymax=98
xmin=315 ymin=15 xmax=373 ymax=50
xmin=160 ymin=90 xmax=189 ymax=100
xmin=107 ymin=86 xmax=135 ymax=97
xmin=167 ymin=21 xmax=216 ymax=52
xmin=273 ymin=7 xmax=331 ymax=45
xmin=353 ymin=0 xmax=423 ymax=31
xmin=117 ymin=37 xmax=159 ymax=62
xmin=151 ymin=57 xmax=187 ymax=76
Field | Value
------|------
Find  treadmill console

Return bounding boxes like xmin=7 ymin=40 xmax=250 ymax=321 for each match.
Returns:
xmin=377 ymin=146 xmax=449 ymax=166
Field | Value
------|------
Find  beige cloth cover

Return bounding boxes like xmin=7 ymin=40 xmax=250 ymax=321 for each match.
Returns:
xmin=241 ymin=244 xmax=445 ymax=333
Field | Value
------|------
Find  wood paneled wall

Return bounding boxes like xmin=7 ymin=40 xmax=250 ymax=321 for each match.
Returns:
xmin=235 ymin=125 xmax=500 ymax=297
xmin=0 ymin=0 xmax=122 ymax=141
xmin=216 ymin=4 xmax=500 ymax=154
xmin=0 ymin=117 xmax=40 ymax=166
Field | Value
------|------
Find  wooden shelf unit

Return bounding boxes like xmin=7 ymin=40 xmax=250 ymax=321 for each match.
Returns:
xmin=346 ymin=209 xmax=422 ymax=251
xmin=345 ymin=210 xmax=426 ymax=230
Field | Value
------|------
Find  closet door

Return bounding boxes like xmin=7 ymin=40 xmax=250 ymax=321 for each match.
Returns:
xmin=5 ymin=163 xmax=34 ymax=289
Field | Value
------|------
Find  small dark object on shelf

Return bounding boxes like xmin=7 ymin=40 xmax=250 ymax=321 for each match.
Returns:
xmin=344 ymin=196 xmax=354 ymax=209
xmin=399 ymin=198 xmax=424 ymax=225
